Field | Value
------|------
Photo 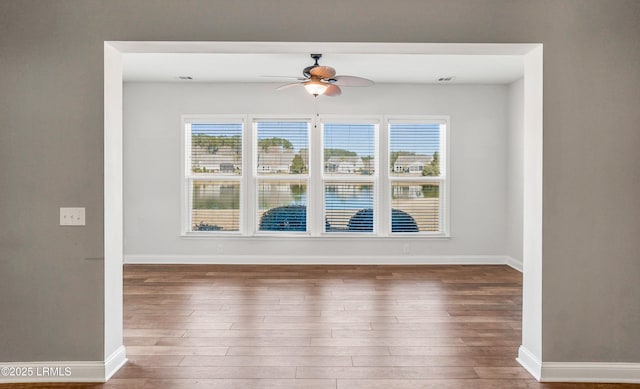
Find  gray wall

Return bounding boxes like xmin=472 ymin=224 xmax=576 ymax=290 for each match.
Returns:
xmin=123 ymin=82 xmax=508 ymax=259
xmin=1 ymin=0 xmax=639 ymax=363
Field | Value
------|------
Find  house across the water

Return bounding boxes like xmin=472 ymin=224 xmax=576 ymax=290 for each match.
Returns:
xmin=393 ymin=155 xmax=433 ymax=174
xmin=325 ymin=156 xmax=364 ymax=174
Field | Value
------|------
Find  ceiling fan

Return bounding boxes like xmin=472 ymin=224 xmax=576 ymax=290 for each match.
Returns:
xmin=275 ymin=54 xmax=374 ymax=97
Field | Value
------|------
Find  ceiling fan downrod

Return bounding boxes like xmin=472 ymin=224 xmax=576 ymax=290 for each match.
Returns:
xmin=303 ymin=54 xmax=323 ymax=78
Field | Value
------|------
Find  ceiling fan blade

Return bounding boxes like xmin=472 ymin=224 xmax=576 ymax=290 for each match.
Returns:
xmin=310 ymin=66 xmax=336 ymax=79
xmin=332 ymin=75 xmax=374 ymax=87
xmin=276 ymin=82 xmax=302 ymax=91
xmin=324 ymin=84 xmax=342 ymax=97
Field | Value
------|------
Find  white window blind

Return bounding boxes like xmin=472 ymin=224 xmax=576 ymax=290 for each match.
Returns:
xmin=255 ymin=121 xmax=310 ymax=233
xmin=191 ymin=180 xmax=241 ymax=232
xmin=187 ymin=122 xmax=243 ymax=232
xmin=390 ymin=182 xmax=440 ymax=232
xmin=322 ymin=122 xmax=377 ymax=233
xmin=389 ymin=122 xmax=444 ymax=233
xmin=324 ymin=182 xmax=374 ymax=231
xmin=191 ymin=123 xmax=242 ymax=176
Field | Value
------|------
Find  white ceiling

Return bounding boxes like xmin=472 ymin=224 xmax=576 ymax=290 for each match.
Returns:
xmin=122 ymin=53 xmax=524 ymax=84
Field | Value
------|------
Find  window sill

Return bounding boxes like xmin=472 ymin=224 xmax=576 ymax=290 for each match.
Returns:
xmin=180 ymin=232 xmax=451 ymax=240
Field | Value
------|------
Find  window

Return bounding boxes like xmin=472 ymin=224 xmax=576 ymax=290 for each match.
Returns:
xmin=184 ymin=119 xmax=243 ymax=233
xmin=389 ymin=120 xmax=446 ymax=234
xmin=183 ymin=115 xmax=448 ymax=237
xmin=254 ymin=120 xmax=310 ymax=233
xmin=322 ymin=122 xmax=377 ymax=233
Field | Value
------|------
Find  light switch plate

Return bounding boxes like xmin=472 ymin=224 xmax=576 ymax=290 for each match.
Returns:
xmin=60 ymin=207 xmax=86 ymax=226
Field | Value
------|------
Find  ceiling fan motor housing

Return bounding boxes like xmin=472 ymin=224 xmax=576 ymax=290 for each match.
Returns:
xmin=303 ymin=54 xmax=323 ymax=78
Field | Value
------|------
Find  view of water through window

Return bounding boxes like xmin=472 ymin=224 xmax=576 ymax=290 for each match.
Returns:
xmin=193 ymin=182 xmax=377 ymax=211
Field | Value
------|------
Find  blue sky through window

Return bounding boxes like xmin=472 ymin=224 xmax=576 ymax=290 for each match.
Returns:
xmin=390 ymin=123 xmax=440 ymax=155
xmin=324 ymin=123 xmax=375 ymax=157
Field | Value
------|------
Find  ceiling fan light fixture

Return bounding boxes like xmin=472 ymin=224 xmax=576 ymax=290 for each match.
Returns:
xmin=277 ymin=54 xmax=372 ymax=97
xmin=304 ymin=80 xmax=328 ymax=96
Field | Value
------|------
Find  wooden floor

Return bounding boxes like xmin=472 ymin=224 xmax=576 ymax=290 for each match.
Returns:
xmin=2 ymin=265 xmax=636 ymax=388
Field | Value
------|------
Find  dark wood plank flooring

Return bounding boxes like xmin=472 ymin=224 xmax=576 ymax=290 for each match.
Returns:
xmin=1 ymin=265 xmax=636 ymax=388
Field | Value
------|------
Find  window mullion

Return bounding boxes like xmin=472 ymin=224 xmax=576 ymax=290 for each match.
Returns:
xmin=309 ymin=117 xmax=323 ymax=236
xmin=379 ymin=118 xmax=390 ymax=236
xmin=244 ymin=116 xmax=254 ymax=236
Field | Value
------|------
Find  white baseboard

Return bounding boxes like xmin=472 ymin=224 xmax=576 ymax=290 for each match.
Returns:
xmin=541 ymin=362 xmax=640 ymax=383
xmin=124 ymin=254 xmax=523 ymax=267
xmin=505 ymin=255 xmax=523 ymax=272
xmin=104 ymin=345 xmax=128 ymax=381
xmin=517 ymin=345 xmax=542 ymax=380
xmin=0 ymin=345 xmax=127 ymax=384
xmin=517 ymin=345 xmax=640 ymax=383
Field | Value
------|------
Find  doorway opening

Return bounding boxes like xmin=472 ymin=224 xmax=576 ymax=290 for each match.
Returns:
xmin=104 ymin=41 xmax=543 ymax=379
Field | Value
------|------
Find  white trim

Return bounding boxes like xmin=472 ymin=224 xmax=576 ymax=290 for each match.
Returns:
xmin=541 ymin=362 xmax=640 ymax=383
xmin=518 ymin=346 xmax=640 ymax=384
xmin=103 ymin=42 xmax=125 ymax=374
xmin=104 ymin=345 xmax=128 ymax=381
xmin=185 ymin=113 xmax=457 ymax=237
xmin=0 ymin=346 xmax=127 ymax=384
xmin=109 ymin=41 xmax=540 ymax=56
xmin=520 ymin=44 xmax=543 ymax=366
xmin=124 ymin=254 xmax=515 ymax=265
xmin=0 ymin=361 xmax=104 ymax=383
xmin=505 ymin=255 xmax=523 ymax=272
xmin=251 ymin=115 xmax=313 ymax=236
xmin=386 ymin=116 xmax=450 ymax=236
xmin=182 ymin=116 xmax=246 ymax=235
xmin=320 ymin=117 xmax=381 ymax=235
xmin=109 ymin=43 xmax=543 ymax=389
xmin=179 ymin=232 xmax=451 ymax=240
xmin=517 ymin=345 xmax=542 ymax=381
xmin=310 ymin=109 xmax=323 ymax=236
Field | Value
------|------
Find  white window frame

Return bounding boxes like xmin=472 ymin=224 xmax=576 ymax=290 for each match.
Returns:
xmin=181 ymin=115 xmax=246 ymax=236
xmin=319 ymin=116 xmax=381 ymax=236
xmin=180 ymin=114 xmax=450 ymax=239
xmin=385 ymin=116 xmax=450 ymax=237
xmin=251 ymin=116 xmax=313 ymax=236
